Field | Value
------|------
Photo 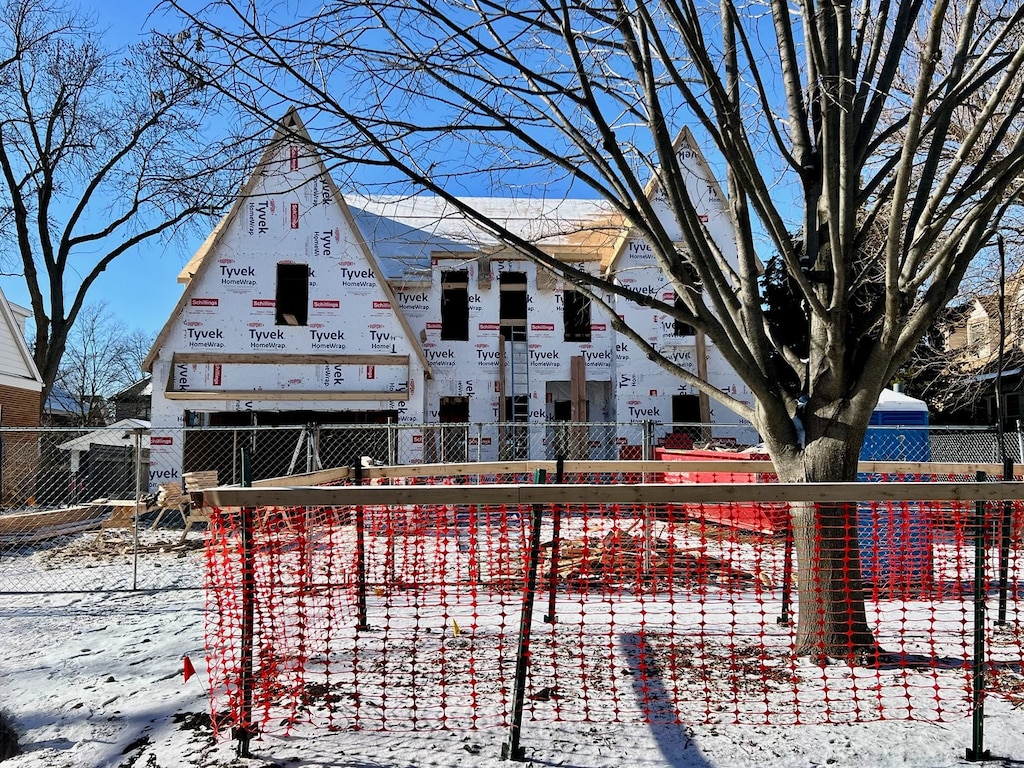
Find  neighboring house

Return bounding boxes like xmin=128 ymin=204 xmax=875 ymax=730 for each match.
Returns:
xmin=0 ymin=292 xmax=43 ymax=428
xmin=143 ymin=110 xmax=755 ymax=484
xmin=0 ymin=289 xmax=44 ymax=506
xmin=57 ymin=418 xmax=150 ymax=502
xmin=108 ymin=378 xmax=152 ymax=422
xmin=42 ymin=387 xmax=109 ymax=427
xmin=958 ymin=295 xmax=1002 ymax=363
xmin=938 ymin=281 xmax=1024 ymax=427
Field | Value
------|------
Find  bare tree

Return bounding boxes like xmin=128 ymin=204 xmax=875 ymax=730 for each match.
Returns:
xmin=163 ymin=0 xmax=1024 ymax=660
xmin=51 ymin=302 xmax=153 ymax=426
xmin=0 ymin=0 xmax=250 ymax=414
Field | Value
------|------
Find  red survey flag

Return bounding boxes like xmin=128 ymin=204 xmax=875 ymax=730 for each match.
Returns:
xmin=183 ymin=655 xmax=197 ymax=683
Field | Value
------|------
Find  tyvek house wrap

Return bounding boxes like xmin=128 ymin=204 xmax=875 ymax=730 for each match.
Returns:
xmin=144 ymin=111 xmax=756 ymax=486
xmin=144 ymin=111 xmax=430 ymax=486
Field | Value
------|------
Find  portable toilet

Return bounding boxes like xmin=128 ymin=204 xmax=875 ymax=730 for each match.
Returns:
xmin=859 ymin=388 xmax=930 ymax=462
xmin=857 ymin=388 xmax=932 ymax=597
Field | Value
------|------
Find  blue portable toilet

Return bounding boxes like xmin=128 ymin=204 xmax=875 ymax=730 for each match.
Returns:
xmin=858 ymin=388 xmax=932 ymax=596
xmin=859 ymin=388 xmax=930 ymax=461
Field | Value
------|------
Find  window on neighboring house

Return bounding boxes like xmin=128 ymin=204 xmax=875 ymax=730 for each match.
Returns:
xmin=1006 ymin=393 xmax=1021 ymax=419
xmin=276 ymin=263 xmax=309 ymax=326
xmin=673 ymin=296 xmax=696 ymax=337
xmin=967 ymin=319 xmax=988 ymax=352
xmin=499 ymin=271 xmax=528 ymax=342
xmin=440 ymin=270 xmax=469 ymax=341
xmin=563 ymin=290 xmax=591 ymax=342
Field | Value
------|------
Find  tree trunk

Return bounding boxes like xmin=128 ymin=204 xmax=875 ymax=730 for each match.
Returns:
xmin=789 ymin=499 xmax=877 ymax=661
xmin=772 ymin=436 xmax=878 ymax=662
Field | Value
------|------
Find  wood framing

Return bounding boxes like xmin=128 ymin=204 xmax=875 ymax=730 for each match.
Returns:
xmin=163 ymin=389 xmax=409 ymax=402
xmin=169 ymin=353 xmax=410 ymax=366
xmin=204 ymin=477 xmax=1024 ymax=510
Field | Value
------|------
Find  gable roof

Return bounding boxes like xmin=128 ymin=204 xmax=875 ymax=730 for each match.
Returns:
xmin=974 ymin=294 xmax=1001 ymax=320
xmin=57 ymin=418 xmax=152 ymax=453
xmin=602 ymin=126 xmax=731 ymax=275
xmin=144 ymin=108 xmax=432 ymax=378
xmin=110 ymin=377 xmax=152 ymax=401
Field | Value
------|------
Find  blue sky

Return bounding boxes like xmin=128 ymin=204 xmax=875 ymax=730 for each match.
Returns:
xmin=0 ymin=1 xmax=211 ymax=339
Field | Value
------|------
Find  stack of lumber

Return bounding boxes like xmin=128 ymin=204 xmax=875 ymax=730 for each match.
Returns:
xmin=183 ymin=471 xmax=220 ymax=496
xmin=179 ymin=471 xmax=219 ymax=542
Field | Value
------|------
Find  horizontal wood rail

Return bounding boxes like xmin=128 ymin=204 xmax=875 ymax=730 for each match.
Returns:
xmin=203 ymin=479 xmax=1024 ymax=510
xmin=163 ymin=389 xmax=409 ymax=402
xmin=240 ymin=458 xmax=1024 ymax=491
xmin=169 ymin=353 xmax=410 ymax=366
xmin=162 ymin=353 xmax=411 ymax=401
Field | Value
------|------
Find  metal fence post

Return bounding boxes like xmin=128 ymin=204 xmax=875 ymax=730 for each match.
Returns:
xmin=642 ymin=420 xmax=654 ymax=461
xmin=502 ymin=469 xmax=546 ymax=761
xmin=309 ymin=423 xmax=321 ymax=473
xmin=966 ymin=471 xmax=990 ymax=762
xmin=353 ymin=460 xmax=369 ymax=631
xmin=997 ymin=457 xmax=1013 ymax=626
xmin=388 ymin=419 xmax=398 ymax=465
xmin=131 ymin=428 xmax=144 ymax=591
xmin=235 ymin=445 xmax=257 ymax=759
xmin=777 ymin=514 xmax=794 ymax=626
xmin=544 ymin=459 xmax=563 ymax=624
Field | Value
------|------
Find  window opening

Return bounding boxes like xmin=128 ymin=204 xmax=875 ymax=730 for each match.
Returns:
xmin=440 ymin=270 xmax=470 ymax=341
xmin=563 ymin=290 xmax=592 ymax=342
xmin=673 ymin=296 xmax=696 ymax=337
xmin=672 ymin=394 xmax=701 ymax=422
xmin=499 ymin=271 xmax=528 ymax=342
xmin=276 ymin=263 xmax=309 ymax=326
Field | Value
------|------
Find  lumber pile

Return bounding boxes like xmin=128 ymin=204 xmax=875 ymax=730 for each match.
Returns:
xmin=184 ymin=471 xmax=220 ymax=495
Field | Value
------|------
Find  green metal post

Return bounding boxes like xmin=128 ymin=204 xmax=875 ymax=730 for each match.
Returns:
xmin=502 ymin=469 xmax=546 ymax=761
xmin=966 ymin=471 xmax=990 ymax=761
xmin=235 ymin=446 xmax=256 ymax=758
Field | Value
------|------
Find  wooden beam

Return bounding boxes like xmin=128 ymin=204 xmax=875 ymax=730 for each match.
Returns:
xmin=163 ymin=390 xmax=409 ymax=402
xmin=169 ymin=353 xmax=410 ymax=366
xmin=253 ymin=465 xmax=352 ymax=487
xmin=203 ymin=479 xmax=1024 ymax=510
xmin=358 ymin=458 xmax=766 ymax=477
xmin=498 ymin=340 xmax=507 ymax=421
xmin=695 ymin=330 xmax=711 ymax=424
xmin=570 ymin=354 xmax=586 ymax=421
xmin=570 ymin=354 xmax=588 ymax=459
xmin=327 ymin=458 xmax=1024 ymax=481
xmin=249 ymin=458 xmax=1024 ymax=483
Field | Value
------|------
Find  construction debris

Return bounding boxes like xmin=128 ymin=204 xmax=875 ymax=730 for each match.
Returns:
xmin=544 ymin=524 xmax=771 ymax=589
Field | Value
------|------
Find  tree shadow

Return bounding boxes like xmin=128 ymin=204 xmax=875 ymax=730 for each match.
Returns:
xmin=615 ymin=631 xmax=715 ymax=768
xmin=874 ymin=651 xmax=968 ymax=670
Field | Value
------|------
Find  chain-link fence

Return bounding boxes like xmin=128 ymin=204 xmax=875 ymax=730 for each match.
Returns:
xmin=2 ymin=421 xmax=1022 ymax=594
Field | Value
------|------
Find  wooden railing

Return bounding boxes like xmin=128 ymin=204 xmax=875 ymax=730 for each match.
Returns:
xmin=198 ymin=459 xmax=1024 ymax=509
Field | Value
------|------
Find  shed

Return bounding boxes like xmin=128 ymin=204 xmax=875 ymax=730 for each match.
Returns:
xmin=58 ymin=419 xmax=151 ymax=502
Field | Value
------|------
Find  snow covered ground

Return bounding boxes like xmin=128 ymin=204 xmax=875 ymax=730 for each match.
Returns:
xmin=4 ymin=530 xmax=1024 ymax=767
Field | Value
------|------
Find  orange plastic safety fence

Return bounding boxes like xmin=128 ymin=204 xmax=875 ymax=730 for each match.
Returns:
xmin=202 ymin=471 xmax=1024 ymax=738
